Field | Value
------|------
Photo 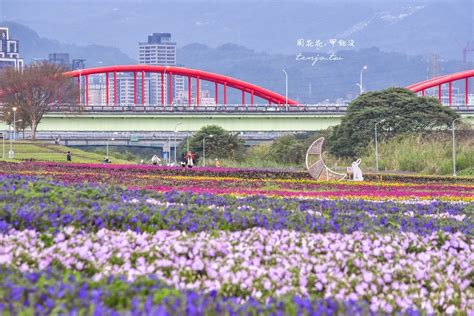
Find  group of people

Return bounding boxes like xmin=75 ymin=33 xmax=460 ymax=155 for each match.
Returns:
xmin=181 ymin=151 xmax=195 ymax=168
xmin=64 ymin=150 xmax=221 ymax=167
xmin=149 ymin=152 xmax=221 ymax=167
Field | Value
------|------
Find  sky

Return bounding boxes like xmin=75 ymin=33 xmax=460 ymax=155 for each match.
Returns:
xmin=1 ymin=0 xmax=472 ymax=59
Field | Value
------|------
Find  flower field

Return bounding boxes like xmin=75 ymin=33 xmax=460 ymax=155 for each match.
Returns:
xmin=0 ymin=162 xmax=473 ymax=315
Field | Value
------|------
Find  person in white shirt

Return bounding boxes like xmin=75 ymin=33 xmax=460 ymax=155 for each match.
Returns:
xmin=151 ymin=154 xmax=161 ymax=165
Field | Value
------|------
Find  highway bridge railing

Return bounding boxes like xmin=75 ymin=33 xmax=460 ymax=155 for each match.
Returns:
xmin=1 ymin=104 xmax=473 ymax=114
xmin=43 ymin=104 xmax=350 ymax=114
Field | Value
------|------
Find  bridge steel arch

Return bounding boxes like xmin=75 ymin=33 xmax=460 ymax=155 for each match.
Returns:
xmin=64 ymin=65 xmax=299 ymax=107
xmin=406 ymin=69 xmax=474 ymax=106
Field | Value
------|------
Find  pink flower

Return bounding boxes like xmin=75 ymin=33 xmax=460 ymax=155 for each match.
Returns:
xmin=263 ymin=280 xmax=272 ymax=291
xmin=445 ymin=305 xmax=455 ymax=314
xmin=192 ymin=259 xmax=204 ymax=271
xmin=362 ymin=271 xmax=374 ymax=283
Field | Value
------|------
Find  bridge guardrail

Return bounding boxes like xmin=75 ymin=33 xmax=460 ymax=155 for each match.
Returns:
xmin=1 ymin=104 xmax=473 ymax=114
xmin=44 ymin=104 xmax=351 ymax=113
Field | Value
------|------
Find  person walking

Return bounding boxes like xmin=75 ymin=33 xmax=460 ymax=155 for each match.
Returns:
xmin=66 ymin=151 xmax=72 ymax=162
xmin=215 ymin=158 xmax=221 ymax=168
xmin=151 ymin=154 xmax=161 ymax=165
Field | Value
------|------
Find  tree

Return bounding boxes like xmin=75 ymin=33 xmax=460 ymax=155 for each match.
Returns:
xmin=267 ymin=134 xmax=306 ymax=165
xmin=0 ymin=62 xmax=77 ymax=139
xmin=185 ymin=125 xmax=244 ymax=163
xmin=328 ymin=88 xmax=459 ymax=158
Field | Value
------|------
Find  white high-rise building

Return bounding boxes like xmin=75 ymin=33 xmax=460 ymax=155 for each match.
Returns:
xmin=0 ymin=27 xmax=24 ymax=70
xmin=138 ymin=33 xmax=184 ymax=105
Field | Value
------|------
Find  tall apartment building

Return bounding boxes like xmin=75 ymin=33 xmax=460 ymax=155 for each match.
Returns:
xmin=0 ymin=27 xmax=24 ymax=70
xmin=138 ymin=33 xmax=184 ymax=105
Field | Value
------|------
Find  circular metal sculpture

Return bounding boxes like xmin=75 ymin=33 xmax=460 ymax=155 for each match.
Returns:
xmin=305 ymin=137 xmax=347 ymax=181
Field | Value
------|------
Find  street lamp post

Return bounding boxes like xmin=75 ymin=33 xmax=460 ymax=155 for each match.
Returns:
xmin=8 ymin=107 xmax=17 ymax=159
xmin=106 ymin=137 xmax=115 ymax=159
xmin=357 ymin=65 xmax=368 ymax=95
xmin=282 ymin=69 xmax=288 ymax=109
xmin=12 ymin=107 xmax=17 ymax=141
xmin=452 ymin=118 xmax=463 ymax=177
xmin=8 ymin=125 xmax=13 ymax=159
xmin=374 ymin=118 xmax=386 ymax=172
xmin=202 ymin=134 xmax=213 ymax=167
xmin=174 ymin=122 xmax=182 ymax=165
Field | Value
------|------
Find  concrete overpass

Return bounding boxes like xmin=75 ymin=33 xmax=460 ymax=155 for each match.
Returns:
xmin=39 ymin=113 xmax=341 ymax=132
xmin=6 ymin=109 xmax=347 ymax=133
xmin=1 ymin=104 xmax=472 ymax=135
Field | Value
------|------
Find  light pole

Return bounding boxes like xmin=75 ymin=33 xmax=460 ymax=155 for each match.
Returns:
xmin=357 ymin=65 xmax=368 ymax=95
xmin=174 ymin=121 xmax=182 ymax=165
xmin=8 ymin=125 xmax=13 ymax=159
xmin=452 ymin=118 xmax=463 ymax=177
xmin=202 ymin=134 xmax=213 ymax=167
xmin=106 ymin=137 xmax=115 ymax=159
xmin=282 ymin=69 xmax=288 ymax=109
xmin=8 ymin=107 xmax=17 ymax=159
xmin=374 ymin=118 xmax=386 ymax=172
xmin=12 ymin=107 xmax=17 ymax=140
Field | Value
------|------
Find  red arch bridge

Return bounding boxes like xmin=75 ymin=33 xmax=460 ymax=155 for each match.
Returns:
xmin=406 ymin=69 xmax=474 ymax=107
xmin=64 ymin=65 xmax=298 ymax=108
xmin=59 ymin=66 xmax=474 ymax=112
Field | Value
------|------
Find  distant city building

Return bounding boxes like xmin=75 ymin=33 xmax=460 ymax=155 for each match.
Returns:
xmin=49 ymin=53 xmax=70 ymax=67
xmin=48 ymin=53 xmax=86 ymax=70
xmin=0 ymin=27 xmax=24 ymax=70
xmin=71 ymin=59 xmax=86 ymax=70
xmin=138 ymin=32 xmax=184 ymax=104
xmin=175 ymin=89 xmax=216 ymax=105
xmin=87 ymin=76 xmax=106 ymax=105
xmin=31 ymin=58 xmax=48 ymax=64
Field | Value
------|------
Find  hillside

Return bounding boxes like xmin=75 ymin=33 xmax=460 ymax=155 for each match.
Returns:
xmin=3 ymin=21 xmax=135 ymax=67
xmin=178 ymin=44 xmax=466 ymax=103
